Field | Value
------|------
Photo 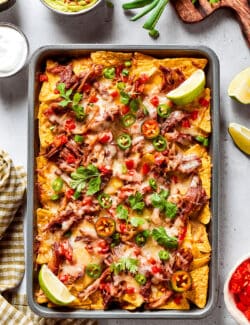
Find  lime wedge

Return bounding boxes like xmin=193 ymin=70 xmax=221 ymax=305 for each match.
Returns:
xmin=38 ymin=264 xmax=75 ymax=306
xmin=166 ymin=69 xmax=205 ymax=105
xmin=228 ymin=122 xmax=250 ymax=155
xmin=228 ymin=67 xmax=250 ymax=104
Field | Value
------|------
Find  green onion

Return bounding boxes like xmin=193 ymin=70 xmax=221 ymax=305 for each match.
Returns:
xmin=159 ymin=249 xmax=170 ymax=261
xmin=149 ymin=28 xmax=159 ymax=39
xmin=50 ymin=194 xmax=60 ymax=201
xmin=123 ymin=0 xmax=153 ymax=10
xmin=117 ymin=82 xmax=126 ymax=90
xmin=103 ymin=67 xmax=116 ymax=79
xmin=125 ymin=60 xmax=132 ymax=67
xmin=74 ymin=135 xmax=84 ymax=143
xmin=130 ymin=0 xmax=160 ymax=21
xmin=122 ymin=69 xmax=129 ymax=76
xmin=143 ymin=0 xmax=169 ymax=30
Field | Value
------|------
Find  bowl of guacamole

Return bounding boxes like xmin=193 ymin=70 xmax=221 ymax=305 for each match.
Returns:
xmin=40 ymin=0 xmax=102 ymax=15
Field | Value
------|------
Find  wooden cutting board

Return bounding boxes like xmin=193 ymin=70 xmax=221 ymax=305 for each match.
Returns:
xmin=171 ymin=0 xmax=250 ymax=46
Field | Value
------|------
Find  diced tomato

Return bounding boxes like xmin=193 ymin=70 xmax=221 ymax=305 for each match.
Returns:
xmin=82 ymin=196 xmax=93 ymax=206
xmin=59 ymin=240 xmax=73 ymax=262
xmin=39 ymin=74 xmax=48 ymax=82
xmin=148 ymin=257 xmax=156 ymax=265
xmin=66 ymin=153 xmax=76 ymax=164
xmin=89 ymin=95 xmax=98 ymax=103
xmin=54 ymin=89 xmax=60 ymax=94
xmin=142 ymin=163 xmax=150 ymax=175
xmin=171 ymin=175 xmax=178 ymax=184
xmin=97 ymin=240 xmax=109 ymax=254
xmin=99 ymin=283 xmax=111 ymax=292
xmin=178 ymin=226 xmax=187 ymax=242
xmin=99 ymin=165 xmax=111 ymax=175
xmin=138 ymin=73 xmax=149 ymax=84
xmin=121 ymin=76 xmax=128 ymax=83
xmin=65 ymin=189 xmax=74 ymax=199
xmin=111 ymin=90 xmax=119 ymax=98
xmin=116 ymin=64 xmax=124 ymax=76
xmin=120 ymin=222 xmax=127 ymax=233
xmin=121 ymin=105 xmax=130 ymax=115
xmin=190 ymin=110 xmax=198 ymax=120
xmin=181 ymin=119 xmax=191 ymax=128
xmin=82 ymin=83 xmax=91 ymax=93
xmin=134 ymin=247 xmax=141 ymax=256
xmin=236 ymin=302 xmax=247 ymax=312
xmin=59 ymin=274 xmax=69 ymax=283
xmin=152 ymin=265 xmax=161 ymax=274
xmin=229 ymin=258 xmax=250 ymax=319
xmin=65 ymin=119 xmax=76 ymax=131
xmin=126 ymin=287 xmax=135 ymax=294
xmin=54 ymin=134 xmax=67 ymax=147
xmin=125 ymin=160 xmax=134 ymax=170
xmin=245 ymin=309 xmax=250 ymax=321
xmin=173 ymin=295 xmax=182 ymax=305
xmin=99 ymin=134 xmax=111 ymax=144
xmin=199 ymin=97 xmax=209 ymax=107
xmin=150 ymin=96 xmax=159 ymax=107
xmin=154 ymin=152 xmax=165 ymax=165
xmin=44 ymin=107 xmax=54 ymax=117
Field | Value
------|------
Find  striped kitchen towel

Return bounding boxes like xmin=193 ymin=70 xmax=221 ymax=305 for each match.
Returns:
xmin=0 ymin=149 xmax=97 ymax=325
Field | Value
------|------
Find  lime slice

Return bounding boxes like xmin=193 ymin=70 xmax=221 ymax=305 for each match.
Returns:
xmin=166 ymin=69 xmax=205 ymax=105
xmin=38 ymin=264 xmax=75 ymax=306
xmin=228 ymin=122 xmax=250 ymax=155
xmin=228 ymin=67 xmax=250 ymax=104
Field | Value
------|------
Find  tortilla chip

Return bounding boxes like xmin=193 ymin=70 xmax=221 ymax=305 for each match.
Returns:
xmin=91 ymin=51 xmax=132 ymax=67
xmin=38 ymin=103 xmax=54 ymax=149
xmin=72 ymin=57 xmax=92 ymax=76
xmin=197 ymin=203 xmax=211 ymax=224
xmin=184 ymin=265 xmax=209 ymax=308
xmin=159 ymin=297 xmax=190 ymax=310
xmin=190 ymin=220 xmax=211 ymax=253
xmin=36 ymin=157 xmax=62 ymax=208
xmin=191 ymin=253 xmax=210 ymax=270
xmin=39 ymin=60 xmax=60 ymax=103
xmin=185 ymin=144 xmax=211 ymax=198
xmin=122 ymin=293 xmax=144 ymax=310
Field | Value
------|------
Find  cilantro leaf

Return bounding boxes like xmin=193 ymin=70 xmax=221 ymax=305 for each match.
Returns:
xmin=110 ymin=258 xmax=138 ymax=275
xmin=116 ymin=205 xmax=129 ymax=222
xmin=152 ymin=227 xmax=178 ymax=249
xmin=73 ymin=93 xmax=82 ymax=106
xmin=151 ymin=189 xmax=169 ymax=210
xmin=70 ymin=164 xmax=101 ymax=198
xmin=130 ymin=216 xmax=145 ymax=227
xmin=128 ymin=192 xmax=145 ymax=211
xmin=86 ymin=176 xmax=101 ymax=195
xmin=165 ymin=201 xmax=178 ymax=219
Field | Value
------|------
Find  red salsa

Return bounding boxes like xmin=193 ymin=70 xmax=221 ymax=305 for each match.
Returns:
xmin=229 ymin=258 xmax=250 ymax=321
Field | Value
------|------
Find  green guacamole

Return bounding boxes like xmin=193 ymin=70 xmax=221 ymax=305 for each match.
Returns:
xmin=44 ymin=0 xmax=98 ymax=13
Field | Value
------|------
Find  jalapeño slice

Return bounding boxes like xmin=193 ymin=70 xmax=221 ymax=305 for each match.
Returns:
xmin=121 ymin=114 xmax=136 ymax=127
xmin=95 ymin=217 xmax=116 ymax=237
xmin=86 ymin=264 xmax=102 ymax=279
xmin=157 ymin=103 xmax=172 ymax=118
xmin=153 ymin=135 xmax=167 ymax=152
xmin=171 ymin=270 xmax=192 ymax=292
xmin=98 ymin=193 xmax=113 ymax=209
xmin=117 ymin=133 xmax=132 ymax=150
xmin=141 ymin=119 xmax=160 ymax=139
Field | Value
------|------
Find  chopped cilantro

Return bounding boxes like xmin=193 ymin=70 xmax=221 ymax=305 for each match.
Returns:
xmin=110 ymin=257 xmax=138 ymax=274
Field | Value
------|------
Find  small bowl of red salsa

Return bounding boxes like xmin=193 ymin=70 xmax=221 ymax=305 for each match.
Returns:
xmin=224 ymin=255 xmax=250 ymax=324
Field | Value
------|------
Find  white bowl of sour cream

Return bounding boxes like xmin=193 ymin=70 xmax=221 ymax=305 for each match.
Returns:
xmin=0 ymin=23 xmax=29 ymax=78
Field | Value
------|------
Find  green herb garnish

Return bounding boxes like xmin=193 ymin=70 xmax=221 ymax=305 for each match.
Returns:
xmin=128 ymin=192 xmax=145 ymax=211
xmin=70 ymin=164 xmax=101 ymax=198
xmin=110 ymin=257 xmax=138 ymax=274
xmin=152 ymin=226 xmax=178 ymax=249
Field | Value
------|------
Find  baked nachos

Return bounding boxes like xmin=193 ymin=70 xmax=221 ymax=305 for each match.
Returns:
xmin=35 ymin=51 xmax=212 ymax=310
